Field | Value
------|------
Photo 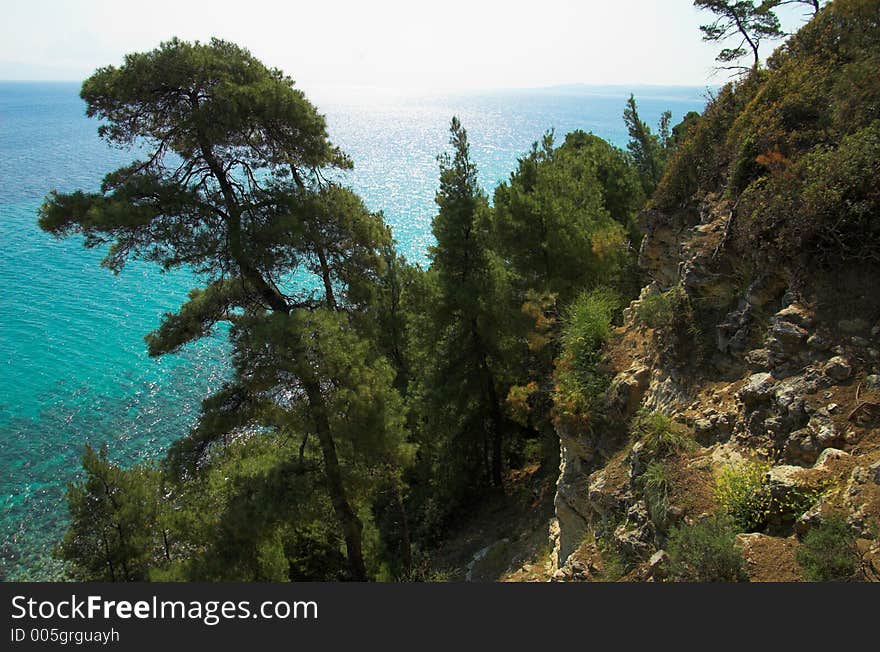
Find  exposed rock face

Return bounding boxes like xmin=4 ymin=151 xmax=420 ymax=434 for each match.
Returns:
xmin=647 ymin=550 xmax=669 ymax=579
xmin=552 ymin=364 xmax=652 ymax=568
xmin=607 ymin=365 xmax=651 ymax=420
xmin=551 ymin=441 xmax=591 ymax=568
xmin=637 ymin=207 xmax=698 ymax=287
xmin=549 ymin=200 xmax=880 ymax=579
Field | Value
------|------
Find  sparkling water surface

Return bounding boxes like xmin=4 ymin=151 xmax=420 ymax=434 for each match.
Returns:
xmin=0 ymin=80 xmax=706 ymax=579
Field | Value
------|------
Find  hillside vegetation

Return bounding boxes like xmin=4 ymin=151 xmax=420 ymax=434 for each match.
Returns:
xmin=41 ymin=0 xmax=880 ymax=582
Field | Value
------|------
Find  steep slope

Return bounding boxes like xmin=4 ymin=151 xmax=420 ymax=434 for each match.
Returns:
xmin=549 ymin=0 xmax=880 ymax=582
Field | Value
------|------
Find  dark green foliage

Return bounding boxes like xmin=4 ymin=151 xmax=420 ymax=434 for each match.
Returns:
xmin=739 ymin=122 xmax=880 ymax=268
xmin=230 ymin=309 xmax=410 ymax=471
xmin=58 ymin=446 xmax=166 ymax=581
xmin=51 ymin=8 xmax=866 ymax=580
xmin=559 ymin=288 xmax=618 ymax=391
xmin=667 ymin=515 xmax=748 ymax=582
xmin=634 ymin=286 xmax=690 ymax=330
xmin=40 ymin=38 xmax=408 ymax=582
xmin=670 ymin=111 xmax=702 ymax=149
xmin=151 ymin=434 xmax=352 ymax=582
xmin=420 ymin=117 xmax=509 ymax=489
xmin=796 ymin=516 xmax=861 ymax=582
xmin=694 ymin=1 xmax=784 ymax=70
xmin=653 ymin=73 xmax=768 ymax=210
xmin=656 ymin=0 xmax=880 ymax=283
xmin=490 ymin=130 xmax=642 ymax=302
xmin=624 ymin=97 xmax=703 ymax=200
xmin=624 ymin=95 xmax=668 ymax=196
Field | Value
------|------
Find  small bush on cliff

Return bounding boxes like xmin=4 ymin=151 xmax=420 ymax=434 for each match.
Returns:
xmin=639 ymin=461 xmax=671 ymax=532
xmin=796 ymin=516 xmax=861 ymax=582
xmin=635 ymin=287 xmax=684 ymax=330
xmin=553 ymin=288 xmax=618 ymax=433
xmin=667 ymin=515 xmax=747 ymax=582
xmin=632 ymin=410 xmax=695 ymax=459
xmin=715 ymin=460 xmax=772 ymax=532
xmin=716 ymin=460 xmax=829 ymax=533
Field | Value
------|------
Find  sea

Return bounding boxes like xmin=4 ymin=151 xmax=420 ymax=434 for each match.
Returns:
xmin=0 ymin=80 xmax=707 ymax=580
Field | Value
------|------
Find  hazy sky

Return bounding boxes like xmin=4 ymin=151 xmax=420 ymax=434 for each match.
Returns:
xmin=0 ymin=0 xmax=813 ymax=92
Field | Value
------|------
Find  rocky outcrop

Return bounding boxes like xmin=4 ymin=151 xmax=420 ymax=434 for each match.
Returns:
xmin=549 ymin=197 xmax=880 ymax=580
xmin=552 ymin=361 xmax=657 ymax=567
xmin=637 ymin=207 xmax=699 ymax=288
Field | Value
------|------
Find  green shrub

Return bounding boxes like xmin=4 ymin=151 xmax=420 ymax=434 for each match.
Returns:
xmin=632 ymin=410 xmax=695 ymax=458
xmin=776 ymin=484 xmax=829 ymax=524
xmin=561 ymin=288 xmax=619 ymax=370
xmin=639 ymin=461 xmax=671 ymax=532
xmin=635 ymin=290 xmax=675 ymax=329
xmin=796 ymin=516 xmax=861 ymax=582
xmin=553 ymin=288 xmax=619 ymax=433
xmin=635 ymin=286 xmax=697 ymax=348
xmin=716 ymin=461 xmax=828 ymax=533
xmin=715 ymin=460 xmax=772 ymax=532
xmin=667 ymin=515 xmax=747 ymax=582
xmin=595 ymin=536 xmax=628 ymax=582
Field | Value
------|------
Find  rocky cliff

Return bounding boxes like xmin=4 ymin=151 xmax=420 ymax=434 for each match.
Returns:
xmin=549 ymin=193 xmax=880 ymax=581
xmin=548 ymin=0 xmax=880 ymax=581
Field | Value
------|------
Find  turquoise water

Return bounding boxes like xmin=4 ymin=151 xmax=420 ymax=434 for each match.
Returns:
xmin=0 ymin=81 xmax=707 ymax=580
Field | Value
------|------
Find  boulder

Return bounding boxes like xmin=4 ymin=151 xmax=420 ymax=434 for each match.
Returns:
xmin=607 ymin=365 xmax=651 ymax=418
xmin=795 ymin=503 xmax=824 ymax=536
xmin=870 ymin=461 xmax=880 ymax=485
xmin=585 ymin=468 xmax=628 ymax=523
xmin=823 ymin=356 xmax=852 ymax=381
xmin=814 ymin=448 xmax=850 ymax=469
xmin=785 ymin=428 xmax=819 ymax=465
xmin=717 ymin=306 xmax=753 ymax=354
xmin=807 ymin=333 xmax=831 ymax=351
xmin=745 ymin=348 xmax=773 ymax=372
xmin=613 ymin=523 xmax=653 ymax=560
xmin=767 ymin=320 xmax=809 ymax=351
xmin=648 ymin=550 xmax=669 ymax=580
xmin=775 ymin=304 xmax=814 ymax=328
xmin=738 ymin=373 xmax=776 ymax=406
xmin=629 ymin=441 xmax=648 ymax=479
xmin=766 ymin=465 xmax=809 ymax=499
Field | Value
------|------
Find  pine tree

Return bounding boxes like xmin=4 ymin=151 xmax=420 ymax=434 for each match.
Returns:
xmin=426 ymin=117 xmax=508 ymax=487
xmin=59 ymin=446 xmax=165 ymax=581
xmin=39 ymin=38 xmax=407 ymax=581
xmin=623 ymin=95 xmax=668 ymax=196
xmin=694 ymin=1 xmax=784 ymax=71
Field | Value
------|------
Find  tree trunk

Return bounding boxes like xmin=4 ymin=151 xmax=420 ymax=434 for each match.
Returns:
xmin=101 ymin=530 xmax=116 ymax=582
xmin=314 ymin=242 xmax=338 ymax=311
xmin=195 ymin=120 xmax=367 ymax=579
xmin=471 ymin=321 xmax=504 ymax=488
xmin=486 ymin=371 xmax=504 ymax=488
xmin=305 ymin=381 xmax=368 ymax=581
xmin=392 ymin=476 xmax=413 ymax=575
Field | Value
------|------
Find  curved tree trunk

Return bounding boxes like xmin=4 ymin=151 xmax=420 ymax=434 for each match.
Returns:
xmin=305 ymin=381 xmax=368 ymax=581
